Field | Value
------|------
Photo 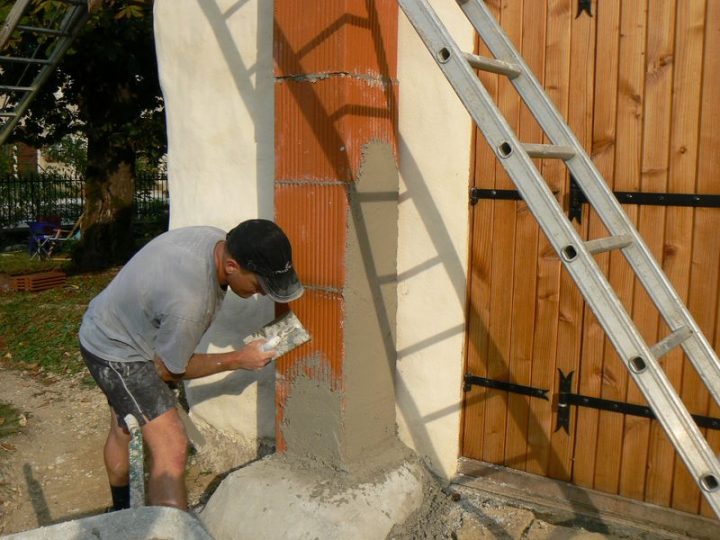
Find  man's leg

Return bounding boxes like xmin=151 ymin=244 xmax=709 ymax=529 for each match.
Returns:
xmin=141 ymin=406 xmax=189 ymax=510
xmin=81 ymin=346 xmax=185 ymax=509
xmin=104 ymin=408 xmax=131 ymax=509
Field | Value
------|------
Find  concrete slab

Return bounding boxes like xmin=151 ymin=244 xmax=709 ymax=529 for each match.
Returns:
xmin=525 ymin=520 xmax=622 ymax=540
xmin=0 ymin=507 xmax=212 ymax=540
xmin=200 ymin=455 xmax=426 ymax=540
xmin=479 ymin=506 xmax=536 ymax=538
xmin=454 ymin=514 xmax=491 ymax=540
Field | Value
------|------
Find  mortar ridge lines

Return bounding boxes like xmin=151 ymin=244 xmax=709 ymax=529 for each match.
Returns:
xmin=276 ymin=179 xmax=350 ymax=186
xmin=304 ymin=284 xmax=343 ymax=295
xmin=275 ymin=71 xmax=397 ymax=85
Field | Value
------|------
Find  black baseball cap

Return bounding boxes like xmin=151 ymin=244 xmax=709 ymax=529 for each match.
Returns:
xmin=226 ymin=219 xmax=304 ymax=303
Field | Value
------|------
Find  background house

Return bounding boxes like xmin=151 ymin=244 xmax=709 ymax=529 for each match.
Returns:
xmin=154 ymin=0 xmax=720 ymax=521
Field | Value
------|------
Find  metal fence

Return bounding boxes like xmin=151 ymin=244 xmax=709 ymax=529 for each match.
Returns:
xmin=0 ymin=172 xmax=168 ymax=229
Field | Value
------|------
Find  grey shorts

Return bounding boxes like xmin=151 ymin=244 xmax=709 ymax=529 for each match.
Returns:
xmin=80 ymin=344 xmax=177 ymax=428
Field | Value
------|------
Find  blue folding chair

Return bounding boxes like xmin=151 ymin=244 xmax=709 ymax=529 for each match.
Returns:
xmin=27 ymin=215 xmax=80 ymax=259
xmin=27 ymin=219 xmax=59 ymax=259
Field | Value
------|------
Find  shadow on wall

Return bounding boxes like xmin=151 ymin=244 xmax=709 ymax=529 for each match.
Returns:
xmin=193 ymin=0 xmax=275 ymax=219
xmin=190 ymin=295 xmax=273 ymax=405
xmin=397 ymin=139 xmax=609 ymax=530
xmin=190 ymin=293 xmax=276 ymax=451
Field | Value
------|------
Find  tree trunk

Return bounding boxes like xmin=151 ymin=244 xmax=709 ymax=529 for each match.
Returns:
xmin=72 ymin=136 xmax=135 ymax=271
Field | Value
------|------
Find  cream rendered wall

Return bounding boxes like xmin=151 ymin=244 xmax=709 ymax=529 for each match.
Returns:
xmin=396 ymin=3 xmax=474 ymax=479
xmin=153 ymin=0 xmax=276 ymax=453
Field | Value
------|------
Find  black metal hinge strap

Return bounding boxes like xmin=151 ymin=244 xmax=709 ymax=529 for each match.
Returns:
xmin=555 ymin=370 xmax=720 ymax=433
xmin=469 ymin=188 xmax=522 ymax=206
xmin=569 ymin=177 xmax=720 ymax=223
xmin=469 ymin=187 xmax=562 ymax=206
xmin=472 ymin=181 xmax=720 ymax=219
xmin=464 ymin=373 xmax=549 ymax=400
xmin=577 ymin=0 xmax=592 ymax=18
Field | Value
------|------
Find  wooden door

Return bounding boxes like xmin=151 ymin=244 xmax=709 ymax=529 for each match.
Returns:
xmin=461 ymin=0 xmax=720 ymax=517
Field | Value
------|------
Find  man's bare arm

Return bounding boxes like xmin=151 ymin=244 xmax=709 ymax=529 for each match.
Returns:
xmin=154 ymin=340 xmax=275 ymax=382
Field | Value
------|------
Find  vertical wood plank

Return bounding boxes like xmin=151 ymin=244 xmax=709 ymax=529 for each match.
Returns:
xmin=525 ymin=0 xmax=571 ymax=476
xmin=503 ymin=0 xmax=536 ymax=472
xmin=572 ymin=0 xmax=620 ymax=489
xmin=483 ymin=0 xmax=517 ymax=465
xmin=461 ymin=32 xmax=498 ymax=459
xmin=666 ymin=0 xmax=709 ymax=515
xmin=505 ymin=0 xmax=546 ymax=474
xmin=618 ymin=0 xmax=676 ymax=504
xmin=698 ymin=0 xmax=720 ymax=518
xmin=463 ymin=5 xmax=502 ymax=462
xmin=592 ymin=0 xmax=647 ymax=496
xmin=547 ymin=0 xmax=596 ymax=482
xmin=645 ymin=0 xmax=684 ymax=494
xmin=462 ymin=194 xmax=494 ymax=459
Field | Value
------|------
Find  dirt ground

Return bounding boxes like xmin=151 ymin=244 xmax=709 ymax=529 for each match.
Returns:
xmin=0 ymin=365 xmax=218 ymax=537
xmin=0 ymin=363 xmax=685 ymax=540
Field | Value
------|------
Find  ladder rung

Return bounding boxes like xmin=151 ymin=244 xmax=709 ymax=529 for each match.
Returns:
xmin=0 ymin=55 xmax=51 ymax=65
xmin=16 ymin=25 xmax=69 ymax=37
xmin=584 ymin=234 xmax=633 ymax=255
xmin=650 ymin=327 xmax=694 ymax=359
xmin=522 ymin=143 xmax=576 ymax=161
xmin=0 ymin=112 xmax=18 ymax=118
xmin=463 ymin=52 xmax=521 ymax=79
xmin=0 ymin=84 xmax=33 ymax=92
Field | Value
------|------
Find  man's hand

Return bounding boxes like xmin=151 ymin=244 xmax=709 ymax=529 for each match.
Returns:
xmin=237 ymin=339 xmax=277 ymax=371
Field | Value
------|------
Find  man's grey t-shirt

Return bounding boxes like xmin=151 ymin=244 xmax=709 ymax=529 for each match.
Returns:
xmin=79 ymin=226 xmax=226 ymax=374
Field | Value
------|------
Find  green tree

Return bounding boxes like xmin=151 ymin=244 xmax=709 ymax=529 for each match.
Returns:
xmin=2 ymin=0 xmax=165 ymax=269
xmin=43 ymin=134 xmax=88 ymax=174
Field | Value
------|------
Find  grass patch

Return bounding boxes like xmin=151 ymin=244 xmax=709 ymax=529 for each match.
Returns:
xmin=0 ymin=400 xmax=24 ymax=439
xmin=0 ymin=251 xmax=71 ymax=276
xmin=0 ymin=257 xmax=118 ymax=375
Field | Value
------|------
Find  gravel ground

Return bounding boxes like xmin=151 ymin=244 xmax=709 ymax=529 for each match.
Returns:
xmin=0 ymin=366 xmax=216 ymax=536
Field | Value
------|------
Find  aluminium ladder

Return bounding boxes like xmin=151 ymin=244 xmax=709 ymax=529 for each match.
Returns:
xmin=398 ymin=0 xmax=720 ymax=517
xmin=0 ymin=0 xmax=89 ymax=146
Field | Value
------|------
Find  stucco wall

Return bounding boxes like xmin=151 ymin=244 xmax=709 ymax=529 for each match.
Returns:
xmin=154 ymin=0 xmax=472 ymax=478
xmin=395 ymin=4 xmax=473 ymax=478
xmin=153 ymin=0 xmax=276 ymax=453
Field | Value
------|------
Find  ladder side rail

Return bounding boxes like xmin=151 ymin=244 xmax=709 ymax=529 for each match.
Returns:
xmin=0 ymin=6 xmax=88 ymax=146
xmin=0 ymin=55 xmax=53 ymax=64
xmin=0 ymin=7 xmax=64 ymax=98
xmin=397 ymin=0 xmax=720 ymax=514
xmin=1 ymin=3 xmax=87 ymax=111
xmin=34 ymin=3 xmax=88 ymax=66
xmin=2 ymin=42 xmax=47 ymax=103
xmin=459 ymin=0 xmax=720 ymax=405
xmin=0 ymin=0 xmax=33 ymax=50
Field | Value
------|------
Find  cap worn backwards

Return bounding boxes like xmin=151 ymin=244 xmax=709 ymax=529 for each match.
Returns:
xmin=225 ymin=219 xmax=304 ymax=303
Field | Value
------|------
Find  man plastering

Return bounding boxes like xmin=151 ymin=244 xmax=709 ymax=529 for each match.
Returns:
xmin=79 ymin=219 xmax=303 ymax=511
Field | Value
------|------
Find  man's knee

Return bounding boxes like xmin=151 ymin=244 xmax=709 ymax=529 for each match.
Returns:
xmin=142 ymin=408 xmax=188 ymax=471
xmin=155 ymin=436 xmax=188 ymax=472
